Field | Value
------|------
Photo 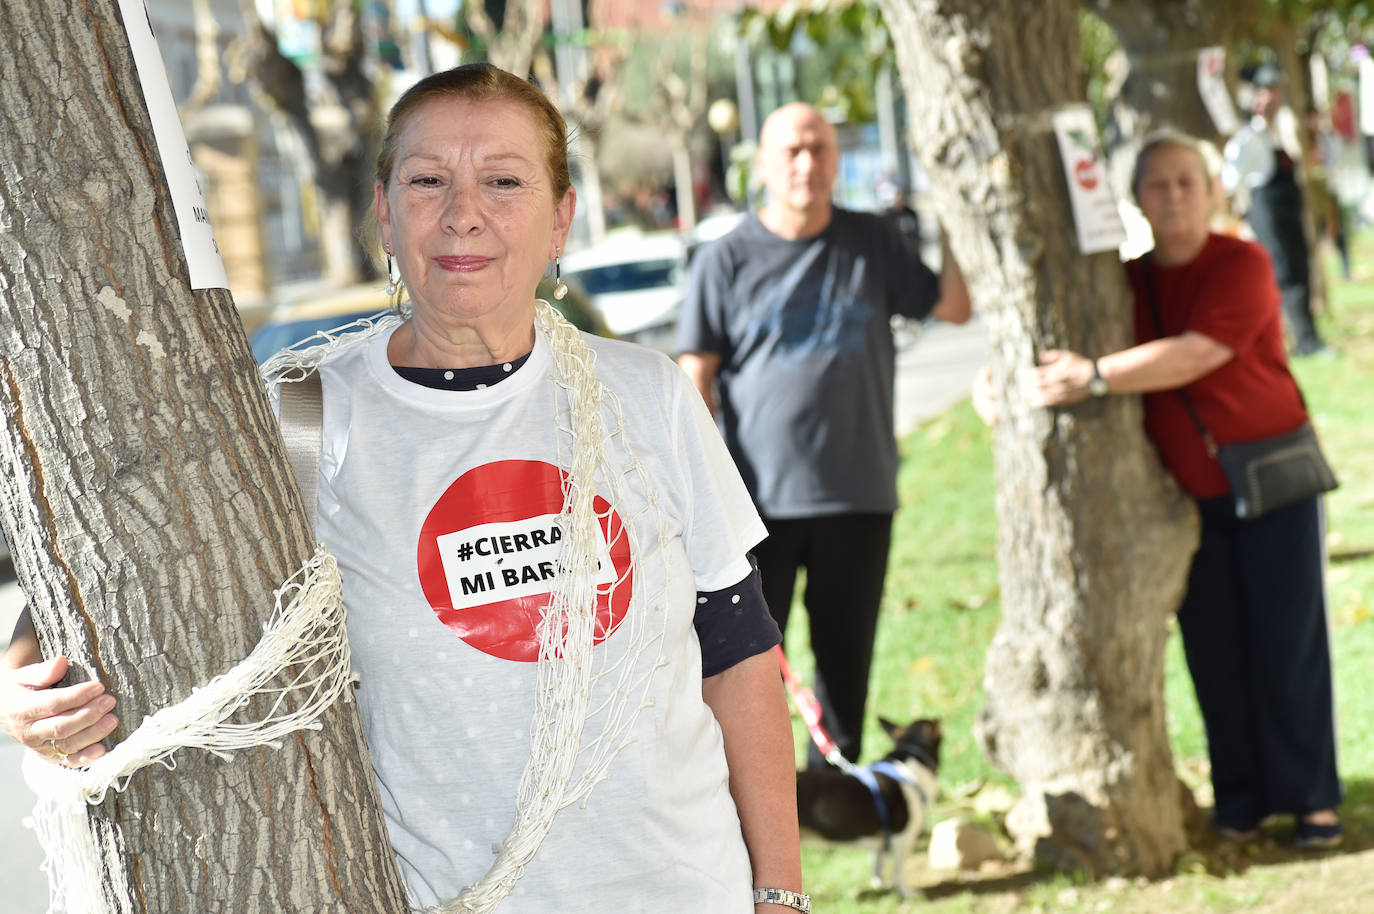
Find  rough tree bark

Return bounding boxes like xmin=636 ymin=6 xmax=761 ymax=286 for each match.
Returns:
xmin=877 ymin=0 xmax=1198 ymax=876
xmin=0 ymin=3 xmax=407 ymax=910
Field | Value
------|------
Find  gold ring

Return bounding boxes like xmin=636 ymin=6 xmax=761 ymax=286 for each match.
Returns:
xmin=48 ymin=739 xmax=68 ymax=762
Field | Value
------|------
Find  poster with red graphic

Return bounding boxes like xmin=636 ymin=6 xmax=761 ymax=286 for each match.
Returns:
xmin=1051 ymin=106 xmax=1126 ymax=255
xmin=417 ymin=459 xmax=633 ymax=662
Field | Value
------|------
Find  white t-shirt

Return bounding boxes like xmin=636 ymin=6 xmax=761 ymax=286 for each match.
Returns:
xmin=313 ymin=323 xmax=766 ymax=911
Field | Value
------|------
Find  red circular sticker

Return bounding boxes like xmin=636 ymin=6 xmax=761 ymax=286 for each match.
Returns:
xmin=417 ymin=459 xmax=633 ymax=662
xmin=1074 ymin=158 xmax=1100 ymax=191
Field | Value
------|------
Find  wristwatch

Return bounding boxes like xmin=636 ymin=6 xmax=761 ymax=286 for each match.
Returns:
xmin=1088 ymin=359 xmax=1109 ymax=398
xmin=754 ymin=887 xmax=811 ymax=912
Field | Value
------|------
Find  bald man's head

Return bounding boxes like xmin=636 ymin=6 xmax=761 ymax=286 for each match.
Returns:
xmin=756 ymin=103 xmax=839 ymax=231
xmin=759 ymin=103 xmax=836 ymax=149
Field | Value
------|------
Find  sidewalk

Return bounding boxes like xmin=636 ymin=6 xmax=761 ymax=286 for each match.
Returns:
xmin=894 ymin=316 xmax=988 ymax=437
xmin=0 ymin=315 xmax=989 ymax=910
xmin=0 ymin=582 xmax=44 ymax=912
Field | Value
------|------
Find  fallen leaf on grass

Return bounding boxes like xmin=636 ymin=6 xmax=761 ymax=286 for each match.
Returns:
xmin=909 ymin=656 xmax=937 ymax=674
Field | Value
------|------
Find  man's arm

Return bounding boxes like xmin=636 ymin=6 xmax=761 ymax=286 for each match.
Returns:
xmin=677 ymin=351 xmax=722 ymax=418
xmin=930 ymin=232 xmax=972 ymax=324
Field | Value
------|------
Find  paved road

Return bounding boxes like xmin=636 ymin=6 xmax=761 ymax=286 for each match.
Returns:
xmin=894 ymin=316 xmax=988 ymax=437
xmin=0 ymin=316 xmax=987 ymax=911
xmin=0 ymin=579 xmax=46 ymax=913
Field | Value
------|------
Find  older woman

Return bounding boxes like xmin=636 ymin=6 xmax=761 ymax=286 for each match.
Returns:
xmin=2 ymin=64 xmax=805 ymax=912
xmin=1031 ymin=132 xmax=1342 ymax=848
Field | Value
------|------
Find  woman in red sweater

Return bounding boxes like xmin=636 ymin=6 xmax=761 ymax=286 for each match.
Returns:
xmin=1032 ymin=133 xmax=1342 ymax=848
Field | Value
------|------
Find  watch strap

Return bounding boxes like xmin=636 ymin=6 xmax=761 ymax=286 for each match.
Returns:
xmin=1089 ymin=358 xmax=1108 ymax=397
xmin=754 ymin=887 xmax=811 ymax=912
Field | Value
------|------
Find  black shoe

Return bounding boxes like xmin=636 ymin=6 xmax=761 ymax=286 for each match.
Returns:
xmin=1211 ymin=813 xmax=1261 ymax=841
xmin=1293 ymin=819 xmax=1343 ymax=849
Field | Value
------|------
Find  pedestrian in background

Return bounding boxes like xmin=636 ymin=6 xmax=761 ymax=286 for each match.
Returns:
xmin=676 ymin=102 xmax=971 ymax=768
xmin=876 ymin=173 xmax=923 ymax=257
xmin=1223 ymin=63 xmax=1334 ymax=358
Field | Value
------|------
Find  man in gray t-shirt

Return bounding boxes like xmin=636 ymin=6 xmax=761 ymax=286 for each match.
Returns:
xmin=677 ymin=103 xmax=971 ymax=767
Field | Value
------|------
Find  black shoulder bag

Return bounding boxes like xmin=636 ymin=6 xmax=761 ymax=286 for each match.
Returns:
xmin=1142 ymin=259 xmax=1337 ymax=519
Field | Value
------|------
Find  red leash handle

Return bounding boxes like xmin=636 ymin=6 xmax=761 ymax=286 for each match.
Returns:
xmin=774 ymin=645 xmax=852 ymax=771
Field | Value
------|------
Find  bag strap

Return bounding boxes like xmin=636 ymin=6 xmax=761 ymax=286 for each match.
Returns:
xmin=277 ymin=371 xmax=323 ymax=532
xmin=1142 ymin=257 xmax=1218 ymax=457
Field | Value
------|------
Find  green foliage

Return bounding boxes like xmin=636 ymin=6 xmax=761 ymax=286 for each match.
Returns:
xmin=736 ymin=0 xmax=890 ymax=123
xmin=609 ymin=22 xmax=737 ymax=119
xmin=1079 ymin=8 xmax=1120 ymax=124
xmin=724 ymin=140 xmax=758 ymax=205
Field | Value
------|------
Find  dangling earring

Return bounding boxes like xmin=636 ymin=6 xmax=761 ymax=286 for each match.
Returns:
xmin=385 ymin=247 xmax=401 ymax=297
xmin=552 ymin=248 xmax=568 ymax=301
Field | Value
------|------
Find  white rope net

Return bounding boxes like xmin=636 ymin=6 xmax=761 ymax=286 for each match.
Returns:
xmin=259 ymin=310 xmax=403 ymax=392
xmin=24 ymin=301 xmax=672 ymax=913
xmin=23 ymin=546 xmax=352 ymax=914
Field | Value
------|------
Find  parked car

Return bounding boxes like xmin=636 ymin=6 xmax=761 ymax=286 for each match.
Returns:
xmin=249 ymin=279 xmax=605 ymax=365
xmin=560 ymin=232 xmax=687 ymax=354
xmin=686 ymin=210 xmax=746 ymax=263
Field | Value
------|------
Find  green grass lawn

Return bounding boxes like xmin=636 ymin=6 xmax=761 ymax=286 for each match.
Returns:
xmin=783 ymin=237 xmax=1374 ymax=911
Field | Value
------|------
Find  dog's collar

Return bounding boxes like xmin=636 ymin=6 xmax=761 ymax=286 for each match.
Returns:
xmin=895 ymin=741 xmax=940 ymax=774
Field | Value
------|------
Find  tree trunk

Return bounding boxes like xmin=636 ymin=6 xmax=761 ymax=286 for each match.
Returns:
xmin=879 ymin=0 xmax=1198 ymax=876
xmin=579 ymin=132 xmax=609 ymax=245
xmin=229 ymin=8 xmax=380 ymax=286
xmin=0 ymin=3 xmax=408 ymax=910
xmin=671 ymin=141 xmax=697 ymax=233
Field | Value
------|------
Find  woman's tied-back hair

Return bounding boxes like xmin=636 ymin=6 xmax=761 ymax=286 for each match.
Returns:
xmin=375 ymin=63 xmax=571 ymax=198
xmin=1130 ymin=130 xmax=1214 ymax=200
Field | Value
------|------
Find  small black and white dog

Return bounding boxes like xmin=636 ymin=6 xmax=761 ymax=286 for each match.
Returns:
xmin=795 ymin=718 xmax=941 ymax=897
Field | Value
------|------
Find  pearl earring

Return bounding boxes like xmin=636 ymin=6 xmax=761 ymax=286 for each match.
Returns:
xmin=553 ymin=248 xmax=568 ymax=301
xmin=385 ymin=248 xmax=401 ymax=297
